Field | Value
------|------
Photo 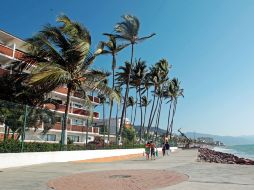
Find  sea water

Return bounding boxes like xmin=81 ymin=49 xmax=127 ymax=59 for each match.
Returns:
xmin=213 ymin=144 xmax=254 ymax=160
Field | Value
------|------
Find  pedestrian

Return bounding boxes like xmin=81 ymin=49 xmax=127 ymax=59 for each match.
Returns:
xmin=150 ymin=141 xmax=156 ymax=160
xmin=145 ymin=142 xmax=151 ymax=160
xmin=162 ymin=142 xmax=166 ymax=156
xmin=165 ymin=141 xmax=170 ymax=156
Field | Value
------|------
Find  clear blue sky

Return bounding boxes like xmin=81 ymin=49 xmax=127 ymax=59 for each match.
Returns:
xmin=1 ymin=0 xmax=254 ymax=136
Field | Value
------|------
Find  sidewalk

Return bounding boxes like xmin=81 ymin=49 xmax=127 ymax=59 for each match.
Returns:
xmin=0 ymin=149 xmax=254 ymax=190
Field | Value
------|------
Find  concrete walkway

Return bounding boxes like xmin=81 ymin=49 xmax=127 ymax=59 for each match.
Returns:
xmin=0 ymin=149 xmax=254 ymax=190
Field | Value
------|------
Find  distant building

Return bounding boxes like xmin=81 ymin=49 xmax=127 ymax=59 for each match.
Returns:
xmin=197 ymin=137 xmax=214 ymax=144
xmin=95 ymin=117 xmax=132 ymax=135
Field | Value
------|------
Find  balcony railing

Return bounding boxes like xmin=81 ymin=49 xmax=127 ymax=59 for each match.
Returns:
xmin=45 ymin=103 xmax=99 ymax=118
xmin=0 ymin=44 xmax=24 ymax=60
xmin=54 ymin=87 xmax=100 ymax=104
xmin=52 ymin=122 xmax=99 ymax=133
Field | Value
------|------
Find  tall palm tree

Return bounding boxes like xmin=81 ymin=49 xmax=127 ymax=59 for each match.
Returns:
xmin=131 ymin=59 xmax=147 ymax=143
xmin=96 ymin=34 xmax=129 ymax=142
xmin=165 ymin=80 xmax=174 ymax=137
xmin=114 ymin=15 xmax=155 ymax=137
xmin=19 ymin=15 xmax=119 ymax=146
xmin=115 ymin=61 xmax=132 ymax=139
xmin=147 ymin=59 xmax=170 ymax=137
xmin=169 ymin=78 xmax=184 ymax=139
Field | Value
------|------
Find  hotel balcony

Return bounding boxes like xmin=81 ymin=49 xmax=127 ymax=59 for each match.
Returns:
xmin=0 ymin=43 xmax=24 ymax=64
xmin=45 ymin=103 xmax=100 ymax=119
xmin=52 ymin=86 xmax=100 ymax=104
xmin=52 ymin=123 xmax=99 ymax=133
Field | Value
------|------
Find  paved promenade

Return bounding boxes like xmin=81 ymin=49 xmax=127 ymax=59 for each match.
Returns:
xmin=0 ymin=149 xmax=254 ymax=190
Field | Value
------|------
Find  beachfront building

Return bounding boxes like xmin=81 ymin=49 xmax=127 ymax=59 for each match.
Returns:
xmin=93 ymin=117 xmax=132 ymax=142
xmin=0 ymin=29 xmax=101 ymax=143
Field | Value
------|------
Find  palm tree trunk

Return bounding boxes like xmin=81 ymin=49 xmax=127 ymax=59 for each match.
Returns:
xmin=119 ymin=43 xmax=134 ymax=138
xmin=155 ymin=98 xmax=163 ymax=142
xmin=115 ymin=105 xmax=119 ymax=145
xmin=169 ymin=101 xmax=177 ymax=139
xmin=132 ymin=89 xmax=138 ymax=126
xmin=130 ymin=106 xmax=134 ymax=123
xmin=108 ymin=54 xmax=116 ymax=144
xmin=148 ymin=95 xmax=160 ymax=131
xmin=142 ymin=89 xmax=148 ymax=138
xmin=103 ymin=103 xmax=105 ymax=147
xmin=166 ymin=100 xmax=172 ymax=137
xmin=146 ymin=86 xmax=156 ymax=137
xmin=61 ymin=86 xmax=71 ymax=146
xmin=138 ymin=86 xmax=143 ymax=144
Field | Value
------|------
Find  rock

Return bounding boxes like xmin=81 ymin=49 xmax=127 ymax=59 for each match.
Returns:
xmin=198 ymin=148 xmax=254 ymax=165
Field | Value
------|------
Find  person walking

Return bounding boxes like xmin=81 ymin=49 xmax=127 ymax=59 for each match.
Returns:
xmin=162 ymin=142 xmax=166 ymax=156
xmin=165 ymin=141 xmax=170 ymax=156
xmin=145 ymin=142 xmax=151 ymax=160
xmin=150 ymin=141 xmax=156 ymax=160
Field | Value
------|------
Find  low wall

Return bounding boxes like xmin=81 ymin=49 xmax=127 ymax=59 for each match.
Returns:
xmin=0 ymin=148 xmax=144 ymax=169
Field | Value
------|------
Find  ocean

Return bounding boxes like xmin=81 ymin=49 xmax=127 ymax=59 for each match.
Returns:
xmin=213 ymin=144 xmax=254 ymax=160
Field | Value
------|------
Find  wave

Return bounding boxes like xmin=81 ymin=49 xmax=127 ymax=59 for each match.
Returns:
xmin=213 ymin=144 xmax=254 ymax=160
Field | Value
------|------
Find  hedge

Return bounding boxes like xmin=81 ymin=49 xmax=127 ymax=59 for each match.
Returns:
xmin=0 ymin=139 xmax=144 ymax=153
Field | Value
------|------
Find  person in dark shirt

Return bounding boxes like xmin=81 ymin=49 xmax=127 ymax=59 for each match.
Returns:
xmin=165 ymin=141 xmax=170 ymax=156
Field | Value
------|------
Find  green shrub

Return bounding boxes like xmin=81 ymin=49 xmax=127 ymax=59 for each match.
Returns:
xmin=0 ymin=140 xmax=145 ymax=153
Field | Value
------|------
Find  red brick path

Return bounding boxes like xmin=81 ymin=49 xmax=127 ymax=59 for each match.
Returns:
xmin=48 ymin=169 xmax=188 ymax=190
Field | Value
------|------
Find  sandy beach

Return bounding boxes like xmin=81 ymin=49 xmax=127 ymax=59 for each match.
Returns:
xmin=0 ymin=149 xmax=254 ymax=190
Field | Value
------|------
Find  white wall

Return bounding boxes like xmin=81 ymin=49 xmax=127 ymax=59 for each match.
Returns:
xmin=0 ymin=148 xmax=145 ymax=169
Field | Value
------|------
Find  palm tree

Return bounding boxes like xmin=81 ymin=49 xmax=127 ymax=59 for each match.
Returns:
xmin=127 ymin=96 xmax=135 ymax=123
xmin=96 ymin=34 xmax=129 ymax=142
xmin=169 ymin=78 xmax=184 ymax=139
xmin=114 ymin=15 xmax=155 ymax=138
xmin=147 ymin=59 xmax=170 ymax=137
xmin=141 ymin=95 xmax=150 ymax=139
xmin=131 ymin=59 xmax=147 ymax=143
xmin=114 ymin=86 xmax=122 ymax=145
xmin=116 ymin=61 xmax=132 ymax=139
xmin=98 ymin=94 xmax=107 ymax=146
xmin=18 ymin=15 xmax=119 ymax=146
xmin=165 ymin=80 xmax=174 ymax=137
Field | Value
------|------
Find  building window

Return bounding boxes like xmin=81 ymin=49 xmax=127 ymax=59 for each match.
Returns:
xmin=72 ymin=119 xmax=84 ymax=126
xmin=46 ymin=134 xmax=56 ymax=141
xmin=68 ymin=135 xmax=79 ymax=142
xmin=55 ymin=116 xmax=62 ymax=123
xmin=72 ymin=102 xmax=83 ymax=109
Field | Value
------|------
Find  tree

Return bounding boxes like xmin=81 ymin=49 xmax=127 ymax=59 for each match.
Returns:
xmin=96 ymin=34 xmax=129 ymax=144
xmin=17 ymin=15 xmax=119 ymax=146
xmin=122 ymin=125 xmax=136 ymax=145
xmin=127 ymin=96 xmax=135 ymax=123
xmin=141 ymin=96 xmax=150 ymax=139
xmin=114 ymin=15 xmax=155 ymax=138
xmin=169 ymin=78 xmax=184 ymax=139
xmin=116 ymin=61 xmax=132 ymax=139
xmin=147 ymin=59 xmax=170 ymax=137
xmin=131 ymin=59 xmax=147 ymax=143
xmin=0 ymin=99 xmax=56 ymax=141
xmin=98 ymin=94 xmax=107 ymax=146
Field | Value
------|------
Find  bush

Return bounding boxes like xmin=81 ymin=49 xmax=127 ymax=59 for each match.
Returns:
xmin=0 ymin=139 xmax=145 ymax=153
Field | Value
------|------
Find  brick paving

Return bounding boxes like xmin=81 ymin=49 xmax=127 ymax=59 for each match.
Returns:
xmin=47 ymin=169 xmax=188 ymax=190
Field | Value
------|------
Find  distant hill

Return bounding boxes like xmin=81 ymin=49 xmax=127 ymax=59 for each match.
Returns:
xmin=133 ymin=126 xmax=254 ymax=145
xmin=185 ymin=132 xmax=254 ymax=146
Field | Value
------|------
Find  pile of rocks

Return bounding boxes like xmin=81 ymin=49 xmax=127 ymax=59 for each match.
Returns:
xmin=198 ymin=148 xmax=254 ymax=165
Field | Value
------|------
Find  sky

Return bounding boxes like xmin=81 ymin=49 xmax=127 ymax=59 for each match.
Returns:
xmin=1 ymin=0 xmax=254 ymax=136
